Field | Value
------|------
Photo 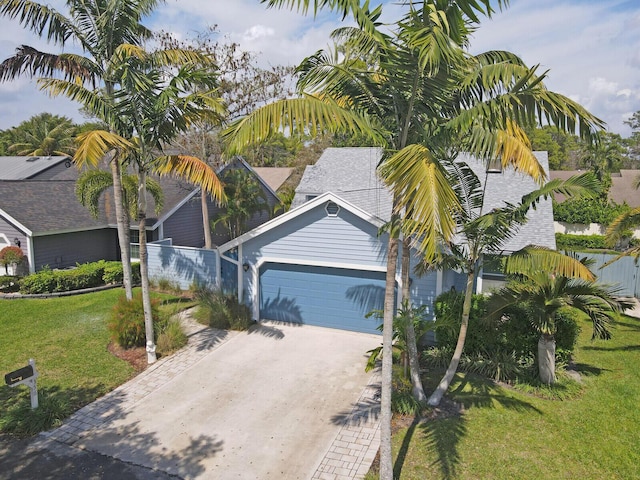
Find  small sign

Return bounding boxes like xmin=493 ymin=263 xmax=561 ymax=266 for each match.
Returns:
xmin=5 ymin=365 xmax=34 ymax=386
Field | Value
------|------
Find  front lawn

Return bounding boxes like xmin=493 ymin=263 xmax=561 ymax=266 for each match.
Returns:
xmin=0 ymin=288 xmax=192 ymax=436
xmin=386 ymin=314 xmax=640 ymax=479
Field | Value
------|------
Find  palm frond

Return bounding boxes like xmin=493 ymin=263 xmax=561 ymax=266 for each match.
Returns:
xmin=154 ymin=155 xmax=226 ymax=204
xmin=505 ymin=246 xmax=595 ymax=281
xmin=74 ymin=130 xmax=133 ymax=167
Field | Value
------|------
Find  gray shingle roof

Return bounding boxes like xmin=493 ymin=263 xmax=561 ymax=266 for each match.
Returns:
xmin=0 ymin=156 xmax=71 ymax=180
xmin=550 ymin=169 xmax=640 ymax=208
xmin=291 ymin=147 xmax=393 ymax=221
xmin=292 ymin=148 xmax=555 ymax=251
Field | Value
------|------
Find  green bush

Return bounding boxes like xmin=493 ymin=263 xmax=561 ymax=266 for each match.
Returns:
xmin=19 ymin=266 xmax=57 ymax=294
xmin=108 ymin=292 xmax=160 ymax=348
xmin=102 ymin=261 xmax=140 ymax=285
xmin=553 ymin=198 xmax=630 ymax=225
xmin=555 ymin=233 xmax=608 ymax=251
xmin=391 ymin=365 xmax=423 ymax=415
xmin=194 ymin=287 xmax=253 ymax=330
xmin=0 ymin=275 xmax=20 ymax=292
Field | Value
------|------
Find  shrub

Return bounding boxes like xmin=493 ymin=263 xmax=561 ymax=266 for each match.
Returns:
xmin=0 ymin=275 xmax=20 ymax=292
xmin=156 ymin=317 xmax=188 ymax=356
xmin=108 ymin=292 xmax=160 ymax=348
xmin=194 ymin=287 xmax=253 ymax=330
xmin=391 ymin=365 xmax=423 ymax=415
xmin=555 ymin=233 xmax=609 ymax=251
xmin=19 ymin=266 xmax=56 ymax=294
xmin=0 ymin=245 xmax=25 ymax=274
xmin=553 ymin=198 xmax=630 ymax=225
xmin=102 ymin=261 xmax=140 ymax=285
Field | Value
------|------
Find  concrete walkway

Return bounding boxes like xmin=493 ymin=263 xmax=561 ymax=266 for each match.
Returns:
xmin=39 ymin=313 xmax=382 ymax=479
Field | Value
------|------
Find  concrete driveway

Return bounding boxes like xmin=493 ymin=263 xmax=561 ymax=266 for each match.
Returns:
xmin=45 ymin=319 xmax=381 ymax=479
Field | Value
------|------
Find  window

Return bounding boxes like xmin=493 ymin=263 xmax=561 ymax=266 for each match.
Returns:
xmin=325 ymin=201 xmax=340 ymax=216
xmin=305 ymin=195 xmax=318 ymax=202
xmin=0 ymin=234 xmax=9 ymax=248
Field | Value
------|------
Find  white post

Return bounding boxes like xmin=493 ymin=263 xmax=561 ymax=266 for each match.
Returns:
xmin=27 ymin=359 xmax=38 ymax=409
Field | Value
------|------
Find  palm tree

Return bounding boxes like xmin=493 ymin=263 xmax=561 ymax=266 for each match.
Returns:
xmin=75 ymin=168 xmax=164 ymax=220
xmin=212 ymin=168 xmax=271 ymax=239
xmin=230 ymin=2 xmax=604 ymax=478
xmin=0 ymin=0 xmax=165 ymax=300
xmin=488 ymin=250 xmax=632 ymax=384
xmin=69 ymin=44 xmax=225 ymax=364
xmin=424 ymin=168 xmax=600 ymax=406
xmin=7 ymin=113 xmax=77 ymax=156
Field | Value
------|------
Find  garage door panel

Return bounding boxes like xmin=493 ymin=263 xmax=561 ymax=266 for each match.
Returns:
xmin=259 ymin=263 xmax=386 ymax=334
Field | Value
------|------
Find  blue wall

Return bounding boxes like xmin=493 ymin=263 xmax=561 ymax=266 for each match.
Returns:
xmin=147 ymin=243 xmax=218 ymax=290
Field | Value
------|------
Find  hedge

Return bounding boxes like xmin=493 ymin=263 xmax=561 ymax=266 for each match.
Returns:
xmin=18 ymin=261 xmax=140 ymax=294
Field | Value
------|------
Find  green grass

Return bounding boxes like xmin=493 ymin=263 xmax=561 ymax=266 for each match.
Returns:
xmin=0 ymin=288 xmax=193 ymax=436
xmin=389 ymin=314 xmax=640 ymax=479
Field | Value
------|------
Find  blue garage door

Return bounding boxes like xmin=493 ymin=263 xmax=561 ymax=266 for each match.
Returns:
xmin=259 ymin=263 xmax=387 ymax=334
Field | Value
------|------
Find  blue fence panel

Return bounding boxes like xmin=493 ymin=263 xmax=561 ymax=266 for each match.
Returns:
xmin=147 ymin=243 xmax=218 ymax=291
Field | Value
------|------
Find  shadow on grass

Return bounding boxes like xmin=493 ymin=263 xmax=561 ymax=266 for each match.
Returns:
xmin=391 ymin=372 xmax=542 ymax=480
xmin=582 ymin=344 xmax=640 ymax=352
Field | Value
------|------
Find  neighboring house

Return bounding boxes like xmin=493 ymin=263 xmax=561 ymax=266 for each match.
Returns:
xmin=550 ymin=169 xmax=640 ymax=208
xmin=217 ymin=147 xmax=554 ymax=334
xmin=0 ymin=156 xmax=279 ymax=273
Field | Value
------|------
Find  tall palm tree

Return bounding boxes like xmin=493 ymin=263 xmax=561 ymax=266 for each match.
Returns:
xmin=488 ymin=251 xmax=632 ymax=384
xmin=7 ymin=113 xmax=77 ymax=156
xmin=69 ymin=44 xmax=225 ymax=364
xmin=231 ymin=2 xmax=604 ymax=478
xmin=0 ymin=0 xmax=165 ymax=300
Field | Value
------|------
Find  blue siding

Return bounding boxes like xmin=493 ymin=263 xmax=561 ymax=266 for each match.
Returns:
xmin=259 ymin=263 xmax=385 ymax=334
xmin=147 ymin=243 xmax=217 ymax=290
xmin=242 ymin=203 xmax=388 ymax=271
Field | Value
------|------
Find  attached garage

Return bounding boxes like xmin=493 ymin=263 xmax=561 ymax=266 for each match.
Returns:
xmin=259 ymin=263 xmax=387 ymax=334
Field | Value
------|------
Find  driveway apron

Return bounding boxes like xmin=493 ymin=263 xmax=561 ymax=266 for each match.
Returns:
xmin=49 ymin=320 xmax=381 ymax=479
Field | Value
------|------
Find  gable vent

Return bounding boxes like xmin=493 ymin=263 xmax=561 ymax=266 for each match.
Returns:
xmin=325 ymin=201 xmax=340 ymax=216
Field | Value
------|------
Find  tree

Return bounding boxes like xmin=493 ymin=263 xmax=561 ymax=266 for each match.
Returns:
xmin=75 ymin=169 xmax=164 ymax=221
xmin=0 ymin=0 xmax=166 ymax=300
xmin=161 ymin=27 xmax=293 ymax=248
xmin=212 ymin=168 xmax=270 ymax=238
xmin=4 ymin=113 xmax=77 ymax=156
xmin=229 ymin=2 xmax=603 ymax=478
xmin=0 ymin=245 xmax=24 ymax=275
xmin=488 ymin=250 xmax=632 ymax=384
xmin=424 ymin=169 xmax=600 ymax=406
xmin=69 ymin=44 xmax=225 ymax=364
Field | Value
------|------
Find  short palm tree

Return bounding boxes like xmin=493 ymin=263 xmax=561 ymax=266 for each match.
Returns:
xmin=75 ymin=169 xmax=164 ymax=220
xmin=7 ymin=113 xmax=77 ymax=156
xmin=488 ymin=252 xmax=633 ymax=384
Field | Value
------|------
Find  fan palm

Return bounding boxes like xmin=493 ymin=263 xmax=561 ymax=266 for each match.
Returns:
xmin=488 ymin=252 xmax=633 ymax=384
xmin=0 ymin=0 xmax=165 ymax=300
xmin=232 ymin=1 xmax=604 ymax=478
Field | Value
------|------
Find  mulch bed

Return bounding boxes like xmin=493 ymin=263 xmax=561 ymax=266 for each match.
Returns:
xmin=107 ymin=342 xmax=148 ymax=373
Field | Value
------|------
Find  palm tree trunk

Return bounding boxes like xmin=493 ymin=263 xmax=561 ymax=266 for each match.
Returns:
xmin=201 ymin=130 xmax=213 ymax=249
xmin=201 ymin=191 xmax=212 ymax=248
xmin=401 ymin=237 xmax=427 ymax=403
xmin=137 ymin=169 xmax=156 ymax=364
xmin=428 ymin=267 xmax=475 ymax=407
xmin=110 ymin=156 xmax=133 ymax=300
xmin=380 ymin=235 xmax=399 ymax=480
xmin=538 ymin=334 xmax=556 ymax=384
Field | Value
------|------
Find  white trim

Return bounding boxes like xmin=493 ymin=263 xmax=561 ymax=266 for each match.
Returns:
xmin=436 ymin=270 xmax=444 ymax=297
xmin=237 ymin=243 xmax=243 ymax=303
xmin=149 ymin=188 xmax=200 ymax=230
xmin=217 ymin=192 xmax=386 ymax=254
xmin=0 ymin=233 xmax=9 ymax=247
xmin=0 ymin=208 xmax=32 ymax=236
xmin=27 ymin=236 xmax=35 ymax=273
xmin=254 ymin=256 xmax=388 ymax=273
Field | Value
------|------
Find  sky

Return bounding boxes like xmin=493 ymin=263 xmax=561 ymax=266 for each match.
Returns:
xmin=0 ymin=0 xmax=637 ymax=136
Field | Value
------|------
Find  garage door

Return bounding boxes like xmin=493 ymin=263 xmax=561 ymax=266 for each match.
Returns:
xmin=259 ymin=263 xmax=388 ymax=334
